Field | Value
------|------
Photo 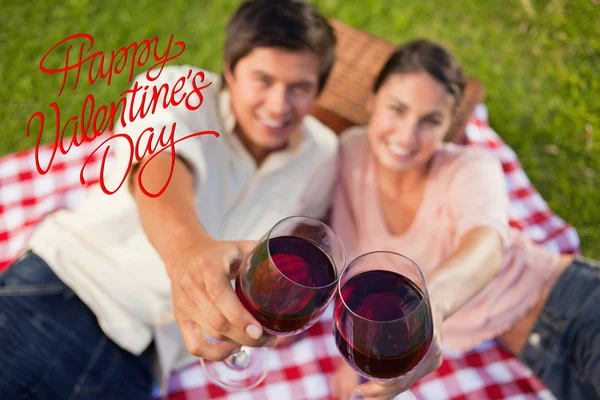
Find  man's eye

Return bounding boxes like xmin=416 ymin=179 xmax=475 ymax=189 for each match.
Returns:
xmin=293 ymin=85 xmax=312 ymax=95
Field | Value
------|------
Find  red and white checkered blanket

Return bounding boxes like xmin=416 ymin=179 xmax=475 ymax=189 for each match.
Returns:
xmin=0 ymin=104 xmax=578 ymax=399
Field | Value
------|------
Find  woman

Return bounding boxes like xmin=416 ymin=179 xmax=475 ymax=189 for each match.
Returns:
xmin=329 ymin=39 xmax=599 ymax=400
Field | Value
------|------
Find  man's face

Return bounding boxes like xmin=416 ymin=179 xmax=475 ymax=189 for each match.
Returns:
xmin=224 ymin=47 xmax=321 ymax=161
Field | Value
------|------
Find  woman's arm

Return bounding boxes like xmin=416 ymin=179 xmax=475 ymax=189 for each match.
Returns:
xmin=336 ymin=226 xmax=505 ymax=400
xmin=428 ymin=150 xmax=509 ymax=321
xmin=332 ymin=153 xmax=509 ymax=399
xmin=428 ymin=225 xmax=504 ymax=321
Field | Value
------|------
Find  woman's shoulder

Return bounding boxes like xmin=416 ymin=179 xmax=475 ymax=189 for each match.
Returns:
xmin=336 ymin=126 xmax=370 ymax=167
xmin=434 ymin=143 xmax=502 ymax=178
xmin=335 ymin=126 xmax=370 ymax=182
xmin=338 ymin=125 xmax=368 ymax=152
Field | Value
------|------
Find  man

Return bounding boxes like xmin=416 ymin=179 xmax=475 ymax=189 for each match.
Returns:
xmin=0 ymin=1 xmax=338 ymax=398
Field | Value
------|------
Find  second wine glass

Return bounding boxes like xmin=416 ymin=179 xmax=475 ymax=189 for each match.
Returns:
xmin=201 ymin=215 xmax=346 ymax=391
xmin=334 ymin=251 xmax=433 ymax=399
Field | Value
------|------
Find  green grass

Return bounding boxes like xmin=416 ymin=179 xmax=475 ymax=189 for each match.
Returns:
xmin=1 ymin=0 xmax=598 ymax=258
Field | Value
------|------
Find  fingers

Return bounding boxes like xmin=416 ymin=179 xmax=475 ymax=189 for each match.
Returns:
xmin=355 ymin=380 xmax=412 ymax=400
xmin=226 ymin=240 xmax=257 ymax=278
xmin=330 ymin=373 xmax=339 ymax=399
xmin=173 ymin=278 xmax=215 ymax=333
xmin=185 ymin=276 xmax=238 ymax=342
xmin=173 ymin=285 xmax=236 ymax=346
xmin=331 ymin=362 xmax=361 ymax=400
xmin=180 ymin=265 xmax=272 ymax=347
xmin=354 ymin=340 xmax=445 ymax=400
xmin=172 ymin=239 xmax=267 ymax=353
xmin=424 ymin=335 xmax=444 ymax=371
xmin=201 ymin=265 xmax=273 ymax=347
xmin=353 ymin=367 xmax=418 ymax=400
xmin=275 ymin=335 xmax=298 ymax=347
xmin=177 ymin=315 xmax=240 ymax=361
xmin=174 ymin=291 xmax=276 ymax=361
xmin=236 ymin=240 xmax=257 ymax=254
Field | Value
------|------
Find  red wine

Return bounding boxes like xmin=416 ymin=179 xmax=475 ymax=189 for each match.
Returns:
xmin=236 ymin=235 xmax=337 ymax=334
xmin=334 ymin=270 xmax=432 ymax=379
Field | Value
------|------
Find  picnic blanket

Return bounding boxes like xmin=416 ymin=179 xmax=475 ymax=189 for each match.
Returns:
xmin=0 ymin=104 xmax=578 ymax=399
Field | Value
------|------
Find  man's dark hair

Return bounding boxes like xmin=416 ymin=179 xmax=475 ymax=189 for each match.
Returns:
xmin=224 ymin=0 xmax=336 ymax=93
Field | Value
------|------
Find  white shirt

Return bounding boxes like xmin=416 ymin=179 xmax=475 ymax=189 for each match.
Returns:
xmin=26 ymin=66 xmax=338 ymax=388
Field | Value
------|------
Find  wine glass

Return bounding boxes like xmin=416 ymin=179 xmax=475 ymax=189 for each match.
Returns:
xmin=333 ymin=251 xmax=433 ymax=400
xmin=201 ymin=216 xmax=346 ymax=391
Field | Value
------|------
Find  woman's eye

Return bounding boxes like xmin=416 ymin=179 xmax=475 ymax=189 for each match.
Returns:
xmin=257 ymin=77 xmax=270 ymax=86
xmin=391 ymin=106 xmax=405 ymax=114
xmin=425 ymin=119 xmax=441 ymax=126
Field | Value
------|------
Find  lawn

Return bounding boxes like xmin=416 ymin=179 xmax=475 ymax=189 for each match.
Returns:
xmin=1 ymin=0 xmax=598 ymax=258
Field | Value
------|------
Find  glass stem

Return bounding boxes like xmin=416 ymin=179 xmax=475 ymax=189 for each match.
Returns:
xmin=223 ymin=346 xmax=252 ymax=370
xmin=349 ymin=392 xmax=365 ymax=400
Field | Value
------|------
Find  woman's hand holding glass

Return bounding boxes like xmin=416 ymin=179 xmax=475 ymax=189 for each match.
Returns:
xmin=348 ymin=302 xmax=444 ymax=399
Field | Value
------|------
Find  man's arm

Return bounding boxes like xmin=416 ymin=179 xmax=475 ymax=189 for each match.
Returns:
xmin=130 ymin=155 xmax=209 ymax=273
xmin=130 ymin=154 xmax=275 ymax=360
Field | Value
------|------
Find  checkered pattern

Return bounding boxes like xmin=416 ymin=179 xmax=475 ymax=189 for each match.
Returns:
xmin=160 ymin=308 xmax=556 ymax=400
xmin=0 ymin=104 xmax=576 ymax=399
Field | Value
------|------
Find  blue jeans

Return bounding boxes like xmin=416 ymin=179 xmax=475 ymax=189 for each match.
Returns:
xmin=520 ymin=257 xmax=600 ymax=400
xmin=0 ymin=251 xmax=154 ymax=400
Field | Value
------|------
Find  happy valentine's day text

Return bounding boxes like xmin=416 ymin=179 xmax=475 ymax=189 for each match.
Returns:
xmin=25 ymin=33 xmax=218 ymax=197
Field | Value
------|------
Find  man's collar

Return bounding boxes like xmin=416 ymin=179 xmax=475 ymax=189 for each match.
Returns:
xmin=218 ymin=88 xmax=237 ymax=135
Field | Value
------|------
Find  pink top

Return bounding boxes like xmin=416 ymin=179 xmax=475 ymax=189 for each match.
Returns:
xmin=332 ymin=127 xmax=560 ymax=352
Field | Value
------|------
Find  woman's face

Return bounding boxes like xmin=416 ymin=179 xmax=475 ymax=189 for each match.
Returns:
xmin=367 ymin=71 xmax=456 ymax=172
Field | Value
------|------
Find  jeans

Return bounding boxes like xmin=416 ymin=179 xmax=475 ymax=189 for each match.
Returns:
xmin=0 ymin=251 xmax=154 ymax=400
xmin=520 ymin=257 xmax=600 ymax=400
